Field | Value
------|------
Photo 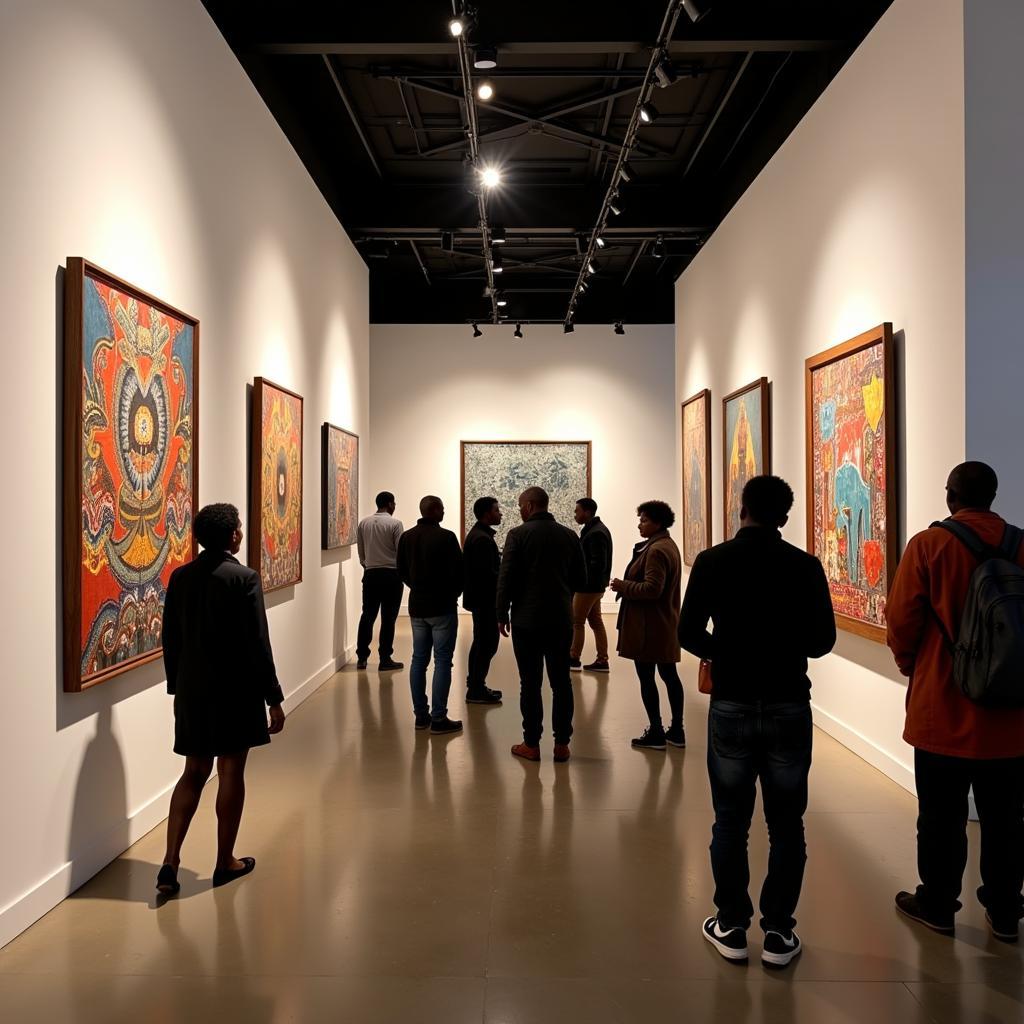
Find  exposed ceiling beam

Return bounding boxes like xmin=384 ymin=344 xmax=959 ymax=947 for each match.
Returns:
xmin=684 ymin=51 xmax=753 ymax=176
xmin=321 ymin=55 xmax=382 ymax=178
xmin=254 ymin=40 xmax=842 ymax=56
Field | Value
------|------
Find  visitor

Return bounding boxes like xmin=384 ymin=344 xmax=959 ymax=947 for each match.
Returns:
xmin=570 ymin=497 xmax=613 ymax=673
xmin=678 ymin=475 xmax=835 ymax=968
xmin=462 ymin=496 xmax=504 ymax=704
xmin=157 ymin=503 xmax=286 ymax=896
xmin=355 ymin=491 xmax=405 ymax=671
xmin=610 ymin=500 xmax=684 ymax=750
xmin=497 ymin=487 xmax=588 ymax=762
xmin=886 ymin=461 xmax=1024 ymax=942
xmin=396 ymin=495 xmax=465 ymax=734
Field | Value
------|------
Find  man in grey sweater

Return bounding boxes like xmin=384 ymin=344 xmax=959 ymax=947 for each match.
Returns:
xmin=356 ymin=491 xmax=405 ymax=671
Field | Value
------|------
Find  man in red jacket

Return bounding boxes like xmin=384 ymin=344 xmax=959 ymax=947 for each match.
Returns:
xmin=887 ymin=461 xmax=1024 ymax=942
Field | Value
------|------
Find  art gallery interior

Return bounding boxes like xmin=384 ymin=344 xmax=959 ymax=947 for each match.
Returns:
xmin=1 ymin=0 xmax=1022 ymax=1020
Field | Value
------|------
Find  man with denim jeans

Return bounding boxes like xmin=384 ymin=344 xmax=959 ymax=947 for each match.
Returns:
xmin=679 ymin=475 xmax=835 ymax=968
xmin=396 ymin=496 xmax=464 ymax=735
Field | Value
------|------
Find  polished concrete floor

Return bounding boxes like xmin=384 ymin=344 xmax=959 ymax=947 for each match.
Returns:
xmin=2 ymin=617 xmax=1021 ymax=1022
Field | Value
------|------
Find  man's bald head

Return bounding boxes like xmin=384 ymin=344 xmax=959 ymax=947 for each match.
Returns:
xmin=419 ymin=495 xmax=444 ymax=522
xmin=518 ymin=486 xmax=549 ymax=522
xmin=946 ymin=462 xmax=998 ymax=513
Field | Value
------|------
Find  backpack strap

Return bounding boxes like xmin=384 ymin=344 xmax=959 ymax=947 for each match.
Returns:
xmin=998 ymin=523 xmax=1024 ymax=561
xmin=931 ymin=519 xmax=1000 ymax=562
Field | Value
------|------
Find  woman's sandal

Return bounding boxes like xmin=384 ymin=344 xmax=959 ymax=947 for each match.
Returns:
xmin=212 ymin=856 xmax=256 ymax=888
xmin=156 ymin=864 xmax=180 ymax=896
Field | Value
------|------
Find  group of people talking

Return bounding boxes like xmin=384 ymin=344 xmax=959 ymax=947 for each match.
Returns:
xmin=154 ymin=460 xmax=1024 ymax=972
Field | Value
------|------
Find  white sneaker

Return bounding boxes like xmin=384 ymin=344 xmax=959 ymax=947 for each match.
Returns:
xmin=761 ymin=929 xmax=802 ymax=968
xmin=702 ymin=916 xmax=748 ymax=961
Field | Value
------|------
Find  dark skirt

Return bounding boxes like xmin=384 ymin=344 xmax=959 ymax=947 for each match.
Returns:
xmin=173 ymin=685 xmax=270 ymax=757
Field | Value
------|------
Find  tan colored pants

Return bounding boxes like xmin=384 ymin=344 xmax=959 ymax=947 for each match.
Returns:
xmin=571 ymin=591 xmax=608 ymax=661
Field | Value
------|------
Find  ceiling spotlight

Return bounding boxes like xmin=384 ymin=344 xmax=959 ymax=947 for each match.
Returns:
xmin=653 ymin=235 xmax=666 ymax=259
xmin=596 ymin=235 xmax=606 ymax=248
xmin=514 ymin=322 xmax=523 ymax=338
xmin=472 ymin=322 xmax=482 ymax=338
xmin=639 ymin=101 xmax=660 ymax=125
xmin=448 ymin=17 xmax=465 ymax=37
xmin=479 ymin=165 xmax=502 ymax=188
xmin=490 ymin=249 xmax=503 ymax=273
xmin=490 ymin=225 xmax=506 ymax=245
xmin=681 ymin=0 xmax=709 ymax=24
xmin=563 ymin=321 xmax=575 ymax=334
xmin=496 ymin=296 xmax=508 ymax=307
xmin=587 ymin=260 xmax=598 ymax=275
xmin=609 ymin=196 xmax=623 ymax=216
xmin=477 ymin=81 xmax=494 ymax=101
xmin=654 ymin=57 xmax=680 ymax=89
xmin=614 ymin=322 xmax=625 ymax=335
xmin=618 ymin=162 xmax=636 ymax=183
xmin=473 ymin=46 xmax=498 ymax=70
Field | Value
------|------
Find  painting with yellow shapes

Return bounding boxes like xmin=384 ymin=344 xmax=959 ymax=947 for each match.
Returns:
xmin=722 ymin=378 xmax=771 ymax=540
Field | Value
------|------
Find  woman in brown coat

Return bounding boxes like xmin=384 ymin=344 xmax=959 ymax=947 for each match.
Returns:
xmin=611 ymin=500 xmax=685 ymax=750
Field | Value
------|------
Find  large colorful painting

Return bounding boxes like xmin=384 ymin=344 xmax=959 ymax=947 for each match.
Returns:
xmin=250 ymin=379 xmax=303 ymax=591
xmin=63 ymin=259 xmax=198 ymax=692
xmin=322 ymin=423 xmax=358 ymax=549
xmin=681 ymin=389 xmax=712 ymax=566
xmin=722 ymin=378 xmax=771 ymax=540
xmin=806 ymin=324 xmax=896 ymax=642
xmin=461 ymin=441 xmax=592 ymax=548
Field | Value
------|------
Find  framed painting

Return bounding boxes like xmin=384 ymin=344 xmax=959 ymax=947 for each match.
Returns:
xmin=250 ymin=378 xmax=303 ymax=592
xmin=806 ymin=323 xmax=896 ymax=642
xmin=722 ymin=378 xmax=771 ymax=540
xmin=460 ymin=441 xmax=592 ymax=548
xmin=681 ymin=389 xmax=712 ymax=566
xmin=321 ymin=423 xmax=358 ymax=549
xmin=63 ymin=258 xmax=199 ymax=692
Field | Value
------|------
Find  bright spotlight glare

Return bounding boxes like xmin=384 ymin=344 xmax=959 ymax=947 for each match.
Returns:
xmin=477 ymin=82 xmax=494 ymax=101
xmin=480 ymin=166 xmax=502 ymax=188
xmin=449 ymin=18 xmax=464 ymax=37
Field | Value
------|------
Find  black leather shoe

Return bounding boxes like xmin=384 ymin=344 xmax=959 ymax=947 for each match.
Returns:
xmin=895 ymin=891 xmax=955 ymax=934
xmin=430 ymin=717 xmax=463 ymax=735
xmin=379 ymin=659 xmax=404 ymax=671
xmin=156 ymin=864 xmax=180 ymax=896
xmin=356 ymin=659 xmax=368 ymax=670
xmin=466 ymin=687 xmax=502 ymax=704
xmin=415 ymin=713 xmax=431 ymax=730
xmin=213 ymin=857 xmax=256 ymax=888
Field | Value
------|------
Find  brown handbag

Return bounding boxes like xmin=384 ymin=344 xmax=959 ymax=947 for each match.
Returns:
xmin=698 ymin=659 xmax=714 ymax=695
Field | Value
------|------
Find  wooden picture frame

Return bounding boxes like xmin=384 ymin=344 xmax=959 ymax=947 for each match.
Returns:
xmin=460 ymin=440 xmax=592 ymax=547
xmin=250 ymin=378 xmax=303 ymax=592
xmin=321 ymin=422 xmax=359 ymax=549
xmin=805 ymin=323 xmax=896 ymax=643
xmin=722 ymin=377 xmax=772 ymax=540
xmin=63 ymin=258 xmax=199 ymax=692
xmin=680 ymin=389 xmax=712 ymax=566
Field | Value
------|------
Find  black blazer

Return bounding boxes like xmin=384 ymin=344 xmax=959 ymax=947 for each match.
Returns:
xmin=462 ymin=522 xmax=500 ymax=612
xmin=396 ymin=519 xmax=464 ymax=617
xmin=162 ymin=551 xmax=283 ymax=756
xmin=579 ymin=516 xmax=613 ymax=592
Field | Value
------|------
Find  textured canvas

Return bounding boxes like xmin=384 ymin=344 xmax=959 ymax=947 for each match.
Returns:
xmin=681 ymin=390 xmax=711 ymax=566
xmin=251 ymin=379 xmax=303 ymax=591
xmin=723 ymin=379 xmax=770 ymax=540
xmin=461 ymin=441 xmax=591 ymax=548
xmin=807 ymin=326 xmax=894 ymax=641
xmin=322 ymin=423 xmax=358 ymax=549
xmin=64 ymin=259 xmax=197 ymax=691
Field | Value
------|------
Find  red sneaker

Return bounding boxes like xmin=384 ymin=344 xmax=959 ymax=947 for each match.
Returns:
xmin=511 ymin=742 xmax=541 ymax=761
xmin=553 ymin=744 xmax=571 ymax=763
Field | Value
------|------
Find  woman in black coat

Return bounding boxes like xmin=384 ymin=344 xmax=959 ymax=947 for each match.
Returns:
xmin=157 ymin=503 xmax=285 ymax=895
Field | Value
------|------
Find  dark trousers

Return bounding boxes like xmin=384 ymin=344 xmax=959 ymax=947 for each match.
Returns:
xmin=914 ymin=748 xmax=1024 ymax=922
xmin=512 ymin=623 xmax=574 ymax=746
xmin=707 ymin=700 xmax=812 ymax=933
xmin=467 ymin=606 xmax=499 ymax=692
xmin=635 ymin=661 xmax=685 ymax=732
xmin=356 ymin=568 xmax=403 ymax=661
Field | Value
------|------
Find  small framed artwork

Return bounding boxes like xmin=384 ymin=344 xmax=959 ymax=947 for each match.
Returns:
xmin=63 ymin=258 xmax=199 ymax=692
xmin=321 ymin=423 xmax=359 ymax=549
xmin=722 ymin=378 xmax=771 ymax=540
xmin=250 ymin=378 xmax=303 ymax=592
xmin=806 ymin=323 xmax=896 ymax=642
xmin=681 ymin=389 xmax=712 ymax=566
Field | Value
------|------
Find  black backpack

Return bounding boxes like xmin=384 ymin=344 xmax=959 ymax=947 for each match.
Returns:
xmin=931 ymin=519 xmax=1024 ymax=707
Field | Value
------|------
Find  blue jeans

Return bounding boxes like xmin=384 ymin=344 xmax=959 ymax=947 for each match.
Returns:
xmin=409 ymin=614 xmax=458 ymax=719
xmin=707 ymin=700 xmax=813 ymax=933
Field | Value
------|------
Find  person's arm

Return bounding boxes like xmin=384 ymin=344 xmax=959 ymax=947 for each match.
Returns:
xmin=396 ymin=533 xmax=411 ymax=588
xmin=161 ymin=572 xmax=180 ymax=695
xmin=245 ymin=572 xmax=285 ymax=708
xmin=496 ymin=531 xmax=518 ymax=629
xmin=678 ymin=551 xmax=714 ymax=661
xmin=805 ymin=557 xmax=837 ymax=659
xmin=570 ymin=534 xmax=588 ymax=594
xmin=615 ymin=547 xmax=668 ymax=601
xmin=583 ymin=533 xmax=606 ymax=588
xmin=886 ymin=534 xmax=929 ymax=676
xmin=356 ymin=521 xmax=366 ymax=568
xmin=448 ymin=533 xmax=464 ymax=599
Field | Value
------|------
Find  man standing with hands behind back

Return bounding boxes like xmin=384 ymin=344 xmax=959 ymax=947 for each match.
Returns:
xmin=462 ymin=496 xmax=504 ymax=705
xmin=570 ymin=497 xmax=613 ymax=673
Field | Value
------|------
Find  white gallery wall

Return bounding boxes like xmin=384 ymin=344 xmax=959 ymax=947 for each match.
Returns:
xmin=369 ymin=323 xmax=677 ymax=608
xmin=675 ymin=0 xmax=966 ymax=791
xmin=0 ymin=0 xmax=368 ymax=947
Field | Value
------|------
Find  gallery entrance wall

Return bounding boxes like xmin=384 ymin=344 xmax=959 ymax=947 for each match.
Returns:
xmin=0 ymin=0 xmax=369 ymax=948
xmin=674 ymin=0 xmax=966 ymax=792
xmin=369 ymin=323 xmax=677 ymax=612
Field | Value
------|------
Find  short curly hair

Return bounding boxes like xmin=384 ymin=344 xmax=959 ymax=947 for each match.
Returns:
xmin=636 ymin=500 xmax=675 ymax=530
xmin=193 ymin=503 xmax=240 ymax=551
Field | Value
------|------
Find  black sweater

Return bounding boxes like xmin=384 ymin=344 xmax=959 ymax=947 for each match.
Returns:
xmin=396 ymin=520 xmax=463 ymax=617
xmin=579 ymin=517 xmax=613 ymax=592
xmin=462 ymin=522 xmax=500 ymax=612
xmin=678 ymin=526 xmax=836 ymax=703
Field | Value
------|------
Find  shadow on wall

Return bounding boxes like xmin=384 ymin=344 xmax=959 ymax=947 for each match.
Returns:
xmin=320 ymin=546 xmax=353 ymax=663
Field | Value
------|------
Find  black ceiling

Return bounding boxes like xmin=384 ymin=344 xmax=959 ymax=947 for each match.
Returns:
xmin=201 ymin=1 xmax=892 ymax=325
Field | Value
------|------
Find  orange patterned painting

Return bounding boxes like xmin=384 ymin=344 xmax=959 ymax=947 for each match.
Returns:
xmin=322 ymin=423 xmax=358 ymax=549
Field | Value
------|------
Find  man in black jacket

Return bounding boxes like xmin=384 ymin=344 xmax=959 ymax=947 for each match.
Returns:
xmin=396 ymin=496 xmax=464 ymax=734
xmin=678 ymin=475 xmax=835 ymax=969
xmin=497 ymin=486 xmax=588 ymax=762
xmin=570 ymin=497 xmax=613 ymax=672
xmin=462 ymin=495 xmax=504 ymax=705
